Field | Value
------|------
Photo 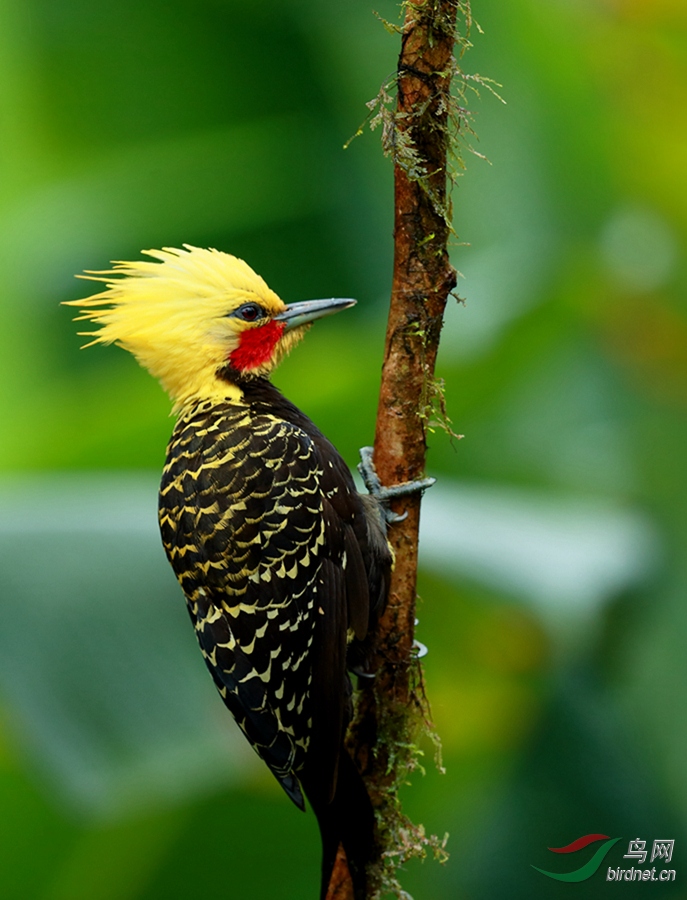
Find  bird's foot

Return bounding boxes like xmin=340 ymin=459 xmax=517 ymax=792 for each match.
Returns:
xmin=352 ymin=642 xmax=427 ymax=680
xmin=412 ymin=639 xmax=428 ymax=659
xmin=357 ymin=446 xmax=436 ymax=524
xmin=351 ymin=665 xmax=376 ymax=682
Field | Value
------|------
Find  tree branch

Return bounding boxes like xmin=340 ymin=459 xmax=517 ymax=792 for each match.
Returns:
xmin=347 ymin=1 xmax=463 ymax=897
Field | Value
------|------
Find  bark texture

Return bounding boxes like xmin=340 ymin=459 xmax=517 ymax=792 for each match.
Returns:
xmin=337 ymin=1 xmax=462 ymax=897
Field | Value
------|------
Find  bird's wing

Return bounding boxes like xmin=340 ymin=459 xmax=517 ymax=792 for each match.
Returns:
xmin=158 ymin=400 xmax=368 ymax=808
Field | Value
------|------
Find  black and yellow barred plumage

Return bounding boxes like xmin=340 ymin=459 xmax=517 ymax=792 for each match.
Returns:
xmin=67 ymin=246 xmax=391 ymax=899
xmin=159 ymin=381 xmax=389 ymax=811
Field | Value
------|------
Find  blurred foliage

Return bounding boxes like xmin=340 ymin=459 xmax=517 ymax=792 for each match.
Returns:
xmin=1 ymin=0 xmax=687 ymax=897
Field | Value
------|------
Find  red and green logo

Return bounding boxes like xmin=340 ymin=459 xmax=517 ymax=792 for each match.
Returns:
xmin=532 ymin=834 xmax=622 ymax=882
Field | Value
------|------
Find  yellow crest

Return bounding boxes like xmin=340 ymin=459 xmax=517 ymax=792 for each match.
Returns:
xmin=66 ymin=245 xmax=287 ymax=409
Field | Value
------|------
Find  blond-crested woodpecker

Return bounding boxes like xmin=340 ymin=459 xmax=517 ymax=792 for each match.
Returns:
xmin=66 ymin=245 xmax=392 ymax=899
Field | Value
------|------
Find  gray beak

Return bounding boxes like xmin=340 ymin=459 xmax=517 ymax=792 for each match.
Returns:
xmin=274 ymin=297 xmax=357 ymax=331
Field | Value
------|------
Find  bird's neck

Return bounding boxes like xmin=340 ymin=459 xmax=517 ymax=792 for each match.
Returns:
xmin=167 ymin=365 xmax=245 ymax=414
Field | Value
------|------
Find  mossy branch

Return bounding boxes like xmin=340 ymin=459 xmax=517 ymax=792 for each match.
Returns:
xmin=335 ymin=2 xmax=479 ymax=898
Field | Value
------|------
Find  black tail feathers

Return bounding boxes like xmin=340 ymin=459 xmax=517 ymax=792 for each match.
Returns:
xmin=302 ymin=750 xmax=375 ymax=900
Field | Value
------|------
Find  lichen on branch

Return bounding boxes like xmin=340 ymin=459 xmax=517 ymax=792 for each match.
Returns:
xmin=339 ymin=2 xmax=489 ymax=899
xmin=346 ymin=1 xmax=501 ymax=232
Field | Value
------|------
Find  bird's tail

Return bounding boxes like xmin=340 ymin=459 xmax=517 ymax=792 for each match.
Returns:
xmin=302 ymin=749 xmax=375 ymax=900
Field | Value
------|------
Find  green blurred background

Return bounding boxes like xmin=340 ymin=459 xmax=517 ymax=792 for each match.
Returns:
xmin=0 ymin=0 xmax=686 ymax=897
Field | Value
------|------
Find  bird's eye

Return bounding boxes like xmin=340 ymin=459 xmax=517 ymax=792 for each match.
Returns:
xmin=235 ymin=303 xmax=264 ymax=322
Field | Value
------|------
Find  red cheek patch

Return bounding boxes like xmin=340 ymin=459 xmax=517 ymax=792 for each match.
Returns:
xmin=229 ymin=321 xmax=286 ymax=372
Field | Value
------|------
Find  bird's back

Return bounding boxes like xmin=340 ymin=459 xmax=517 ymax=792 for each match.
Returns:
xmin=158 ymin=377 xmax=390 ymax=815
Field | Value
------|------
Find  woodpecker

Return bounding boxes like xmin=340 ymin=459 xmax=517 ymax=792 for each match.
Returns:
xmin=66 ymin=244 xmax=392 ymax=899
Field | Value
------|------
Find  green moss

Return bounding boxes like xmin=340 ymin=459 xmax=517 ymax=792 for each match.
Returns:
xmin=362 ymin=661 xmax=449 ymax=900
xmin=346 ymin=1 xmax=503 ymax=233
xmin=421 ymin=376 xmax=463 ymax=440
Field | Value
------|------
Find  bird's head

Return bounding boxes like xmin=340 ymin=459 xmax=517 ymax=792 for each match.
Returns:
xmin=65 ymin=245 xmax=355 ymax=410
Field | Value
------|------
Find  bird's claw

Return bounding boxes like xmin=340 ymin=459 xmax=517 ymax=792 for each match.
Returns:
xmin=358 ymin=446 xmax=435 ymax=524
xmin=357 ymin=446 xmax=382 ymax=496
xmin=411 ymin=639 xmax=428 ymax=659
xmin=351 ymin=665 xmax=377 ymax=687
